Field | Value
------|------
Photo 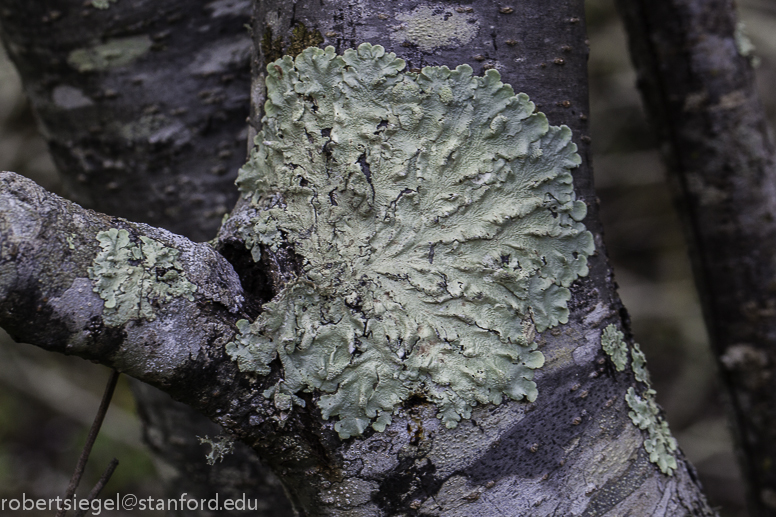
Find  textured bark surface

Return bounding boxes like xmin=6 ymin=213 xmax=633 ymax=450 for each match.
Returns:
xmin=0 ymin=0 xmax=249 ymax=242
xmin=0 ymin=1 xmax=296 ymax=513
xmin=615 ymin=1 xmax=776 ymax=515
xmin=0 ymin=0 xmax=722 ymax=515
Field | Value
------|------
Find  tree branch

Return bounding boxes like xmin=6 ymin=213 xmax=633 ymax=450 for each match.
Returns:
xmin=0 ymin=170 xmax=243 ymax=389
xmin=615 ymin=0 xmax=776 ymax=514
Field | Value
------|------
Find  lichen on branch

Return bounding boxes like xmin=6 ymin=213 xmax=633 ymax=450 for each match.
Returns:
xmin=89 ymin=228 xmax=196 ymax=326
xmin=226 ymin=43 xmax=594 ymax=438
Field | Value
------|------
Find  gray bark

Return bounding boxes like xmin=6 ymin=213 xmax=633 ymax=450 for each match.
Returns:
xmin=615 ymin=0 xmax=776 ymax=515
xmin=0 ymin=1 xmax=294 ymax=513
xmin=0 ymin=0 xmax=720 ymax=515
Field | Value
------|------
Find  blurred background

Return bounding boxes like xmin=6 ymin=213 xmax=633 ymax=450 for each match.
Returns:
xmin=1 ymin=0 xmax=775 ymax=515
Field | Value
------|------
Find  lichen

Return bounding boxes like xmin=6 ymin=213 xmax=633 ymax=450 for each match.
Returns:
xmin=631 ymin=342 xmax=649 ymax=384
xmin=226 ymin=44 xmax=594 ymax=438
xmin=67 ymin=36 xmax=152 ymax=73
xmin=734 ymin=21 xmax=761 ymax=68
xmin=91 ymin=0 xmax=117 ymax=9
xmin=197 ymin=435 xmax=235 ymax=465
xmin=391 ymin=5 xmax=479 ymax=52
xmin=625 ymin=387 xmax=677 ymax=475
xmin=88 ymin=228 xmax=196 ymax=326
xmin=601 ymin=324 xmax=628 ymax=371
xmin=624 ymin=340 xmax=676 ymax=475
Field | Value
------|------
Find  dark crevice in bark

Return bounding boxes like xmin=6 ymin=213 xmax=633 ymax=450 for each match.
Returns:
xmin=217 ymin=240 xmax=273 ymax=319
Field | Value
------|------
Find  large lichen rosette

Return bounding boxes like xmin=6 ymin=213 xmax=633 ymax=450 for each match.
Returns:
xmin=226 ymin=44 xmax=595 ymax=438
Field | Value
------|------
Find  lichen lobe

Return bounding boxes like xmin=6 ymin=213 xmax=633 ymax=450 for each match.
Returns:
xmin=88 ymin=228 xmax=196 ymax=326
xmin=601 ymin=324 xmax=677 ymax=475
xmin=227 ymin=43 xmax=594 ymax=438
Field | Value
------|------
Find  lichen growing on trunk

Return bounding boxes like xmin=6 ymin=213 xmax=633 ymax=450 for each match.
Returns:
xmin=601 ymin=324 xmax=677 ymax=475
xmin=226 ymin=43 xmax=594 ymax=438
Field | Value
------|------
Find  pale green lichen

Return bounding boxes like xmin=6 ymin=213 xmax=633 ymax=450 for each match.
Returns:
xmin=631 ymin=342 xmax=650 ymax=384
xmin=88 ymin=228 xmax=196 ymax=326
xmin=735 ymin=21 xmax=761 ymax=68
xmin=197 ymin=435 xmax=235 ymax=465
xmin=601 ymin=324 xmax=628 ymax=371
xmin=391 ymin=5 xmax=479 ymax=52
xmin=625 ymin=387 xmax=678 ymax=475
xmin=227 ymin=44 xmax=594 ymax=438
xmin=68 ymin=36 xmax=152 ymax=72
xmin=91 ymin=0 xmax=117 ymax=9
xmin=624 ymin=340 xmax=676 ymax=475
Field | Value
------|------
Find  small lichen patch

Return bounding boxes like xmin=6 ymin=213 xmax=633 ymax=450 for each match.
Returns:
xmin=227 ymin=44 xmax=593 ymax=439
xmin=735 ymin=21 xmax=761 ymax=68
xmin=197 ymin=435 xmax=235 ymax=465
xmin=623 ymin=340 xmax=677 ymax=475
xmin=625 ymin=387 xmax=677 ymax=475
xmin=631 ymin=342 xmax=649 ymax=384
xmin=88 ymin=228 xmax=196 ymax=326
xmin=391 ymin=5 xmax=479 ymax=52
xmin=67 ymin=36 xmax=152 ymax=72
xmin=91 ymin=0 xmax=117 ymax=9
xmin=601 ymin=324 xmax=627 ymax=371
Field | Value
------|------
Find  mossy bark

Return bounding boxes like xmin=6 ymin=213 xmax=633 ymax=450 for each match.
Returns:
xmin=0 ymin=0 xmax=722 ymax=515
xmin=616 ymin=0 xmax=776 ymax=515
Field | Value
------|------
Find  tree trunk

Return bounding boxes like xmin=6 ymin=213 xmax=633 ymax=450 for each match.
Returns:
xmin=615 ymin=0 xmax=776 ymax=515
xmin=0 ymin=0 xmax=718 ymax=515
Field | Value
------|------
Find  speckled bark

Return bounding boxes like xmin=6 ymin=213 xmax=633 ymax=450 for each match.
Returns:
xmin=0 ymin=0 xmax=249 ymax=242
xmin=615 ymin=1 xmax=776 ymax=515
xmin=0 ymin=0 xmax=720 ymax=515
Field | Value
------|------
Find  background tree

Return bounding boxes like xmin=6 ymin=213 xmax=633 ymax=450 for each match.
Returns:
xmin=0 ymin=0 xmax=770 ymax=515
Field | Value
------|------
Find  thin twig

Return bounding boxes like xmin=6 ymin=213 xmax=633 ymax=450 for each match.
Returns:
xmin=56 ymin=369 xmax=120 ymax=517
xmin=73 ymin=458 xmax=119 ymax=517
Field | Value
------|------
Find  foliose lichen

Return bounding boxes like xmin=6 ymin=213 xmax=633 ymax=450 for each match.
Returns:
xmin=226 ymin=43 xmax=594 ymax=438
xmin=623 ymin=338 xmax=676 ymax=475
xmin=625 ymin=387 xmax=677 ymax=475
xmin=631 ymin=342 xmax=649 ymax=384
xmin=601 ymin=324 xmax=628 ymax=371
xmin=88 ymin=228 xmax=196 ymax=326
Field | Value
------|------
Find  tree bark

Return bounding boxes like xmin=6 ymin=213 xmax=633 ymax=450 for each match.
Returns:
xmin=615 ymin=1 xmax=776 ymax=515
xmin=0 ymin=0 xmax=720 ymax=515
xmin=0 ymin=1 xmax=294 ymax=513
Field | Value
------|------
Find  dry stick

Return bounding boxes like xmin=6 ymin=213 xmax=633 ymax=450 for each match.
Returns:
xmin=73 ymin=458 xmax=119 ymax=517
xmin=55 ymin=369 xmax=120 ymax=517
